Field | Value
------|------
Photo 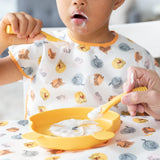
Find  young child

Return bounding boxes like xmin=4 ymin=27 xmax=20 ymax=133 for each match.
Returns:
xmin=0 ymin=0 xmax=159 ymax=119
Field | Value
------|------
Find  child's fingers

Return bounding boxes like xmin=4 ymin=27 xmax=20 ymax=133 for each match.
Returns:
xmin=27 ymin=33 xmax=46 ymax=44
xmin=29 ymin=19 xmax=43 ymax=38
xmin=7 ymin=32 xmax=45 ymax=46
xmin=21 ymin=12 xmax=42 ymax=37
xmin=24 ymin=17 xmax=37 ymax=37
xmin=6 ymin=12 xmax=42 ymax=38
xmin=14 ymin=12 xmax=29 ymax=37
xmin=1 ymin=13 xmax=19 ymax=33
xmin=0 ymin=12 xmax=44 ymax=47
xmin=15 ymin=12 xmax=42 ymax=38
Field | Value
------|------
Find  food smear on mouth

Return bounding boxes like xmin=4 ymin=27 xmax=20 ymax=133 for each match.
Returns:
xmin=71 ymin=12 xmax=88 ymax=30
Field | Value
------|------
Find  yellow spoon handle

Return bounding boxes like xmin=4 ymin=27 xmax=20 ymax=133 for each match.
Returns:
xmin=6 ymin=25 xmax=62 ymax=42
xmin=101 ymin=87 xmax=148 ymax=114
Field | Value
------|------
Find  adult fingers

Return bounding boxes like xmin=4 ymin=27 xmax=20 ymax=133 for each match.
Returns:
xmin=124 ymin=66 xmax=154 ymax=93
xmin=123 ymin=66 xmax=135 ymax=92
xmin=127 ymin=104 xmax=137 ymax=116
xmin=137 ymin=104 xmax=145 ymax=113
xmin=121 ymin=90 xmax=160 ymax=106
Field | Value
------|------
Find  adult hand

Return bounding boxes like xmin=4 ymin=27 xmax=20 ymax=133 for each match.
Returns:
xmin=121 ymin=66 xmax=160 ymax=120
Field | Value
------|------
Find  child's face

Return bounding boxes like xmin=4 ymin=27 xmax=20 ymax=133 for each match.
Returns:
xmin=56 ymin=0 xmax=124 ymax=36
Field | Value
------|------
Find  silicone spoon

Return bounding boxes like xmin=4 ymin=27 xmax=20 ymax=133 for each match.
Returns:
xmin=88 ymin=87 xmax=147 ymax=120
xmin=6 ymin=24 xmax=62 ymax=42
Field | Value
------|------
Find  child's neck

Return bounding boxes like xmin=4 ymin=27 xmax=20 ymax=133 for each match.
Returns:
xmin=68 ymin=28 xmax=114 ymax=44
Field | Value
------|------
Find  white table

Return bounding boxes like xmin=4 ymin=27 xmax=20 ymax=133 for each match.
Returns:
xmin=0 ymin=116 xmax=160 ymax=160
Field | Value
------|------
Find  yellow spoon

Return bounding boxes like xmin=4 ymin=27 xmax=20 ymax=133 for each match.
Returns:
xmin=6 ymin=24 xmax=62 ymax=42
xmin=88 ymin=87 xmax=148 ymax=119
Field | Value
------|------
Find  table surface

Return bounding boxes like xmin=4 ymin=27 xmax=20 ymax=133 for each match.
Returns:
xmin=0 ymin=116 xmax=160 ymax=160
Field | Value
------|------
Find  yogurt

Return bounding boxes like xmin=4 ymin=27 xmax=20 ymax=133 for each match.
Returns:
xmin=49 ymin=119 xmax=102 ymax=137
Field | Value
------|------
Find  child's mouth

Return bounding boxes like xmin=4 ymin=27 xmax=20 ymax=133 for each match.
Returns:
xmin=73 ymin=14 xmax=87 ymax=19
xmin=71 ymin=12 xmax=88 ymax=25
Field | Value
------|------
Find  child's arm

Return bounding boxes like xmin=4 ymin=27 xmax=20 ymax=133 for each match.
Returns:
xmin=0 ymin=12 xmax=45 ymax=85
xmin=0 ymin=56 xmax=23 ymax=85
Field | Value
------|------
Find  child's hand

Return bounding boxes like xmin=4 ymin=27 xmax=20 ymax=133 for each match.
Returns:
xmin=121 ymin=66 xmax=160 ymax=120
xmin=0 ymin=12 xmax=45 ymax=47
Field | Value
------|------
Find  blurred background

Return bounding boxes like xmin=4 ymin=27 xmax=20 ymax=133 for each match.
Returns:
xmin=0 ymin=0 xmax=160 ymax=120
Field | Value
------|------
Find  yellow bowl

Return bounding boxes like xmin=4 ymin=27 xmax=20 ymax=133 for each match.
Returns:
xmin=23 ymin=107 xmax=120 ymax=150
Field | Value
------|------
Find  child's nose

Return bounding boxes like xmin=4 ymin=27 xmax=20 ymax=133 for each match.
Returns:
xmin=72 ymin=0 xmax=87 ymax=7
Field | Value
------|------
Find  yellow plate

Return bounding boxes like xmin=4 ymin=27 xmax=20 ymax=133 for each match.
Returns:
xmin=23 ymin=107 xmax=120 ymax=150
